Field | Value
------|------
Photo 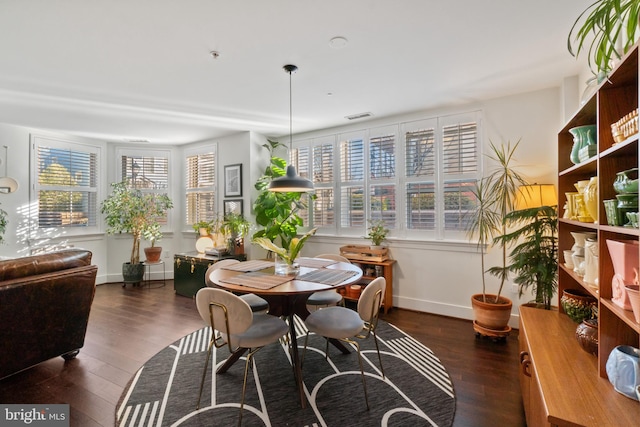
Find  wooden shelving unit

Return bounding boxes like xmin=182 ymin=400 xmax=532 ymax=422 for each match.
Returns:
xmin=519 ymin=42 xmax=640 ymax=425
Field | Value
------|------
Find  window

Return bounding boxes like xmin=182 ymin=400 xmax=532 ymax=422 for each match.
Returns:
xmin=295 ymin=111 xmax=481 ymax=241
xmin=33 ymin=136 xmax=100 ymax=230
xmin=185 ymin=148 xmax=216 ymax=226
xmin=117 ymin=148 xmax=171 ymax=225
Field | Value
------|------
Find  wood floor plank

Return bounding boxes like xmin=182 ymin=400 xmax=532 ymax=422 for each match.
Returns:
xmin=0 ymin=282 xmax=525 ymax=426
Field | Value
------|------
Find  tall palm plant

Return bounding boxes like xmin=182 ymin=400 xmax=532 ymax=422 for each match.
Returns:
xmin=466 ymin=140 xmax=529 ymax=303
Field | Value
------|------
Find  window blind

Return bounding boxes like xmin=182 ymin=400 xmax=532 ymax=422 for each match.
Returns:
xmin=186 ymin=152 xmax=216 ymax=225
xmin=36 ymin=145 xmax=98 ymax=228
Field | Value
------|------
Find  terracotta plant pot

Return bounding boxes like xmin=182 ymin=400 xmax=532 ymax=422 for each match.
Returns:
xmin=144 ymin=246 xmax=162 ymax=263
xmin=471 ymin=294 xmax=512 ymax=330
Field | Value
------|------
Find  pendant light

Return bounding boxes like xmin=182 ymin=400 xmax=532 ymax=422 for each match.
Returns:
xmin=268 ymin=64 xmax=314 ymax=192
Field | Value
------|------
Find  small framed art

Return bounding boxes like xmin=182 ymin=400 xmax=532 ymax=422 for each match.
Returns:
xmin=224 ymin=164 xmax=243 ymax=197
xmin=223 ymin=199 xmax=243 ymax=216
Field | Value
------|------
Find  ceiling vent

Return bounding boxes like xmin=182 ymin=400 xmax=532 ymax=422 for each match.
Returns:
xmin=345 ymin=112 xmax=373 ymax=120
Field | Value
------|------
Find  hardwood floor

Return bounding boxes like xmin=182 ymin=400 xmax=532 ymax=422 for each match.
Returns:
xmin=0 ymin=282 xmax=526 ymax=426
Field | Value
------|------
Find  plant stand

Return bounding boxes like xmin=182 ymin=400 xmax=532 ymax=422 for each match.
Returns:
xmin=473 ymin=320 xmax=511 ymax=342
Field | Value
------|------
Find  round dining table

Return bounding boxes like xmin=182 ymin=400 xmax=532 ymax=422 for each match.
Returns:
xmin=206 ymin=258 xmax=363 ymax=408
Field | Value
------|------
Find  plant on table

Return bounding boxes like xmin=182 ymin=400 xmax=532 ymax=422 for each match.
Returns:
xmin=366 ymin=219 xmax=389 ymax=247
xmin=253 ymin=228 xmax=318 ymax=265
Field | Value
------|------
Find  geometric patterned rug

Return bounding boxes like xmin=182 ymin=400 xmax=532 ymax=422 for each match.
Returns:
xmin=116 ymin=317 xmax=455 ymax=426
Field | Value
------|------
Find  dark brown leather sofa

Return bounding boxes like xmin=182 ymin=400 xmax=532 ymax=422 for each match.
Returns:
xmin=0 ymin=249 xmax=98 ymax=379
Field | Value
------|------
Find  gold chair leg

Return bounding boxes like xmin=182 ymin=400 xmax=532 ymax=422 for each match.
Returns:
xmin=348 ymin=338 xmax=369 ymax=410
xmin=239 ymin=347 xmax=261 ymax=426
xmin=196 ymin=338 xmax=214 ymax=409
xmin=372 ymin=332 xmax=385 ymax=378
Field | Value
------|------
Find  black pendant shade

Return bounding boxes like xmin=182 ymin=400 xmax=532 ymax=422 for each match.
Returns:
xmin=268 ymin=64 xmax=314 ymax=193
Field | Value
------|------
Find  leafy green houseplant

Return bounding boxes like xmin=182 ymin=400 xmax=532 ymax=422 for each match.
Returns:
xmin=253 ymin=227 xmax=318 ymax=267
xmin=192 ymin=215 xmax=222 ymax=236
xmin=100 ymin=181 xmax=173 ymax=280
xmin=220 ymin=213 xmax=251 ymax=255
xmin=568 ymin=0 xmax=640 ymax=76
xmin=465 ymin=140 xmax=528 ymax=331
xmin=366 ymin=219 xmax=389 ymax=247
xmin=495 ymin=205 xmax=559 ymax=310
xmin=252 ymin=139 xmax=311 ymax=250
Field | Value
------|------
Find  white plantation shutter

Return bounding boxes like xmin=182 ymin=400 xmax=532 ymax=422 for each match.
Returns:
xmin=441 ymin=118 xmax=479 ymax=236
xmin=186 ymin=151 xmax=216 ymax=225
xmin=291 ymin=111 xmax=480 ymax=240
xmin=35 ymin=138 xmax=99 ymax=229
xmin=339 ymin=133 xmax=366 ymax=230
xmin=118 ymin=148 xmax=171 ymax=226
xmin=369 ymin=127 xmax=397 ymax=229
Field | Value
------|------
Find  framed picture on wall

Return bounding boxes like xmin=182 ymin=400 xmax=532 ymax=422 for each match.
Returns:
xmin=223 ymin=199 xmax=243 ymax=217
xmin=224 ymin=164 xmax=242 ymax=197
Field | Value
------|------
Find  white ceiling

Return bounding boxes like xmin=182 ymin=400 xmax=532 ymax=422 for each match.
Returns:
xmin=0 ymin=0 xmax=593 ymax=145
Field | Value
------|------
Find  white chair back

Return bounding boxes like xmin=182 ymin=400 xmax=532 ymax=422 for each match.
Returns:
xmin=195 ymin=288 xmax=253 ymax=349
xmin=314 ymin=253 xmax=351 ymax=263
xmin=357 ymin=277 xmax=385 ymax=323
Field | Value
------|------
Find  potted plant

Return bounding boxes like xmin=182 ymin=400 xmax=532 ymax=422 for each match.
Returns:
xmin=495 ymin=205 xmax=559 ymax=310
xmin=141 ymin=222 xmax=163 ymax=263
xmin=101 ymin=181 xmax=173 ymax=283
xmin=465 ymin=140 xmax=528 ymax=332
xmin=253 ymin=228 xmax=318 ymax=275
xmin=252 ymin=139 xmax=312 ymax=251
xmin=366 ymin=219 xmax=389 ymax=248
xmin=220 ymin=213 xmax=251 ymax=255
xmin=568 ymin=0 xmax=640 ymax=77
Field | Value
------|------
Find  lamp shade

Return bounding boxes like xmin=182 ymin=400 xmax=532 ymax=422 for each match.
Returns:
xmin=516 ymin=184 xmax=557 ymax=209
xmin=268 ymin=165 xmax=314 ymax=192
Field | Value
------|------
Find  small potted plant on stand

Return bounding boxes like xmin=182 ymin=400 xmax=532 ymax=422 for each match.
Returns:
xmin=366 ymin=219 xmax=389 ymax=249
xmin=101 ymin=181 xmax=173 ymax=285
xmin=220 ymin=213 xmax=251 ymax=255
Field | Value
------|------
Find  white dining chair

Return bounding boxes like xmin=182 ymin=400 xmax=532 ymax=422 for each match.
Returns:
xmin=205 ymin=259 xmax=269 ymax=313
xmin=306 ymin=254 xmax=350 ymax=311
xmin=195 ymin=288 xmax=289 ymax=424
xmin=302 ymin=276 xmax=386 ymax=409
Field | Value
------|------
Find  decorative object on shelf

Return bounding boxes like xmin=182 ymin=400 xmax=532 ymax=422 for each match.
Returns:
xmin=570 ymin=231 xmax=596 ymax=255
xmin=564 ymin=192 xmax=579 ymax=219
xmin=563 ymin=249 xmax=575 ymax=269
xmin=572 ymin=253 xmax=585 ymax=277
xmin=605 ymin=345 xmax=640 ymax=401
xmin=613 ymin=168 xmax=638 ymax=194
xmin=575 ymin=318 xmax=599 ymax=356
xmin=604 ymin=199 xmax=623 ymax=225
xmin=560 ymin=288 xmax=597 ymax=323
xmin=626 ymin=284 xmax=640 ymax=323
xmin=365 ymin=218 xmax=389 ymax=248
xmin=268 ymin=64 xmax=314 ymax=193
xmin=578 ymin=144 xmax=597 ymax=162
xmin=611 ymin=109 xmax=639 ymax=144
xmin=568 ymin=125 xmax=597 ymax=165
xmin=583 ymin=237 xmax=599 ymax=288
xmin=253 ymin=228 xmax=318 ymax=276
xmin=583 ymin=176 xmax=598 ymax=223
xmin=626 ymin=212 xmax=639 ymax=228
xmin=606 ymin=239 xmax=639 ymax=310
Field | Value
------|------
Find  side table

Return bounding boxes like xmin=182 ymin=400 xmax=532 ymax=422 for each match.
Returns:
xmin=143 ymin=260 xmax=166 ymax=289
